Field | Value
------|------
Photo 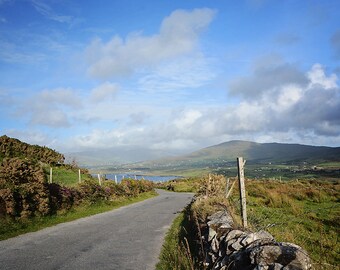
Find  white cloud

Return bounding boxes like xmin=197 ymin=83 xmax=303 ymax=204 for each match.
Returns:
xmin=17 ymin=88 xmax=81 ymax=127
xmin=31 ymin=0 xmax=74 ymax=24
xmin=0 ymin=40 xmax=47 ymax=64
xmin=275 ymin=84 xmax=302 ymax=111
xmin=4 ymin=129 xmax=56 ymax=148
xmin=228 ymin=56 xmax=307 ymax=99
xmin=85 ymin=8 xmax=216 ymax=79
xmin=174 ymin=109 xmax=202 ymax=130
xmin=307 ymin=63 xmax=338 ymax=89
xmin=90 ymin=82 xmax=119 ymax=103
xmin=63 ymin=63 xmax=340 ymax=152
xmin=138 ymin=55 xmax=216 ymax=92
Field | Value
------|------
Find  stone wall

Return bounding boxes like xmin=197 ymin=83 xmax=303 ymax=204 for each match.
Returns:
xmin=203 ymin=210 xmax=312 ymax=270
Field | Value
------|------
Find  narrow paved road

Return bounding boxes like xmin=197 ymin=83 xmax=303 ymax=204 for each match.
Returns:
xmin=0 ymin=190 xmax=193 ymax=270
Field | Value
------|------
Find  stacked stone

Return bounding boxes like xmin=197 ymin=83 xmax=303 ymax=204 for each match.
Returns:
xmin=204 ymin=211 xmax=312 ymax=270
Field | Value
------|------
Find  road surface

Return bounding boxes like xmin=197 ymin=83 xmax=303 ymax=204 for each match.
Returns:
xmin=0 ymin=189 xmax=194 ymax=270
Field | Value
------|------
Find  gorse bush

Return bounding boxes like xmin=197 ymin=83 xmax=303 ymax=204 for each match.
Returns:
xmin=0 ymin=158 xmax=50 ymax=218
xmin=0 ymin=136 xmax=154 ymax=222
xmin=197 ymin=174 xmax=227 ymax=197
xmin=0 ymin=135 xmax=64 ymax=165
xmin=0 ymin=158 xmax=154 ymax=220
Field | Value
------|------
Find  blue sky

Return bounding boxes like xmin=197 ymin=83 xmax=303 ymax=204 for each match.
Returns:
xmin=1 ymin=0 xmax=340 ymax=155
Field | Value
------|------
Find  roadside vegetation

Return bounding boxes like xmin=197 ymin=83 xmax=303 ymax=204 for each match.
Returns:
xmin=0 ymin=191 xmax=156 ymax=241
xmin=0 ymin=135 xmax=156 ymax=240
xmin=156 ymin=209 xmax=196 ymax=270
xmin=157 ymin=174 xmax=340 ymax=270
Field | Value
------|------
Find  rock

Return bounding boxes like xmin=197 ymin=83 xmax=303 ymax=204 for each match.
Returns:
xmin=249 ymin=243 xmax=312 ymax=270
xmin=211 ymin=235 xmax=219 ymax=253
xmin=269 ymin=263 xmax=284 ymax=270
xmin=208 ymin=210 xmax=234 ymax=229
xmin=241 ymin=230 xmax=274 ymax=247
xmin=209 ymin=227 xmax=217 ymax=241
xmin=230 ymin=238 xmax=244 ymax=251
xmin=225 ymin=230 xmax=246 ymax=242
xmin=201 ymin=209 xmax=311 ymax=270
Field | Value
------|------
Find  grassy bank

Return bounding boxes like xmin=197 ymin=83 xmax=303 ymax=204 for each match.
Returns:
xmin=156 ymin=175 xmax=339 ymax=270
xmin=0 ymin=191 xmax=157 ymax=241
xmin=238 ymin=180 xmax=340 ymax=269
xmin=156 ymin=206 xmax=199 ymax=270
xmin=156 ymin=177 xmax=201 ymax=193
xmin=42 ymin=165 xmax=94 ymax=187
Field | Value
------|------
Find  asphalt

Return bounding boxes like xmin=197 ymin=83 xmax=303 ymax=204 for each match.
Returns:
xmin=0 ymin=189 xmax=194 ymax=270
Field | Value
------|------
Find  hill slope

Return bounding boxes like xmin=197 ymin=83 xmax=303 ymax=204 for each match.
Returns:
xmin=0 ymin=135 xmax=64 ymax=165
xmin=135 ymin=140 xmax=340 ymax=169
xmin=186 ymin=140 xmax=340 ymax=163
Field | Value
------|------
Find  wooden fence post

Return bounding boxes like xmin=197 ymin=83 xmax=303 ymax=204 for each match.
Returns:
xmin=207 ymin=173 xmax=211 ymax=196
xmin=98 ymin=174 xmax=102 ymax=186
xmin=49 ymin=167 xmax=53 ymax=184
xmin=237 ymin=157 xmax=247 ymax=228
xmin=78 ymin=169 xmax=81 ymax=184
xmin=114 ymin=175 xmax=118 ymax=184
xmin=225 ymin=177 xmax=230 ymax=197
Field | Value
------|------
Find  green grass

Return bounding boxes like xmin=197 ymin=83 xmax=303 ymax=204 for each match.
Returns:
xmin=317 ymin=161 xmax=340 ymax=168
xmin=164 ymin=175 xmax=340 ymax=270
xmin=157 ymin=177 xmax=200 ymax=193
xmin=228 ymin=180 xmax=340 ymax=269
xmin=43 ymin=165 xmax=94 ymax=186
xmin=156 ymin=207 xmax=197 ymax=270
xmin=0 ymin=191 xmax=157 ymax=241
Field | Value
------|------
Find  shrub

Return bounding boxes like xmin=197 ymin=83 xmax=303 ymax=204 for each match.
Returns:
xmin=0 ymin=158 xmax=50 ymax=218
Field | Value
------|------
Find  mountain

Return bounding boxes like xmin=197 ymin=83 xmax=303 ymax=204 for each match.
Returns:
xmin=133 ymin=140 xmax=340 ymax=169
xmin=185 ymin=140 xmax=340 ymax=163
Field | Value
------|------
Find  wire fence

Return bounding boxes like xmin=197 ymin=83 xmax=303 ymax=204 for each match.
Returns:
xmin=227 ymin=178 xmax=339 ymax=270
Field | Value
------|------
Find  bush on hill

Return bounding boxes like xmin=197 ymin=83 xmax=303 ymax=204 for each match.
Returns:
xmin=0 ymin=157 xmax=154 ymax=220
xmin=0 ymin=135 xmax=64 ymax=165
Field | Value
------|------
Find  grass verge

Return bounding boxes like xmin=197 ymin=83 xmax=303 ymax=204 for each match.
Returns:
xmin=0 ymin=191 xmax=157 ymax=241
xmin=156 ymin=204 xmax=201 ymax=270
xmin=226 ymin=179 xmax=340 ymax=269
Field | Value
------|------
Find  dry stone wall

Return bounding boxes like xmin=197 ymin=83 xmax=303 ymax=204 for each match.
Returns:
xmin=203 ymin=210 xmax=312 ymax=270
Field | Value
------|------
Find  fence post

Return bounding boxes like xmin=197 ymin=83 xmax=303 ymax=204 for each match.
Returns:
xmin=49 ymin=167 xmax=53 ymax=184
xmin=98 ymin=174 xmax=102 ymax=186
xmin=78 ymin=169 xmax=81 ymax=184
xmin=237 ymin=157 xmax=247 ymax=228
xmin=114 ymin=175 xmax=118 ymax=184
xmin=207 ymin=173 xmax=211 ymax=196
xmin=225 ymin=177 xmax=230 ymax=197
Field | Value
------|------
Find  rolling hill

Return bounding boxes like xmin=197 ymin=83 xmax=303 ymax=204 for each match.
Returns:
xmin=131 ymin=140 xmax=340 ymax=170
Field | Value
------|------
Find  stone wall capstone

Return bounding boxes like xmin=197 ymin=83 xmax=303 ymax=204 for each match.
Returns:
xmin=203 ymin=210 xmax=312 ymax=270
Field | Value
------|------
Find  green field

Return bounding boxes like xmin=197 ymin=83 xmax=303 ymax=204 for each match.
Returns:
xmin=42 ymin=165 xmax=94 ymax=186
xmin=157 ymin=175 xmax=340 ymax=270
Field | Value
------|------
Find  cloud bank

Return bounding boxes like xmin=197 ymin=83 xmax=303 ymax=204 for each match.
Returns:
xmin=68 ymin=62 xmax=340 ymax=151
xmin=85 ymin=8 xmax=216 ymax=79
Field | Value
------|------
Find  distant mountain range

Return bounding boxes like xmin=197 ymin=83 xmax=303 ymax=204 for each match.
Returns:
xmin=68 ymin=140 xmax=340 ymax=168
xmin=186 ymin=140 xmax=340 ymax=162
xmin=132 ymin=140 xmax=340 ymax=169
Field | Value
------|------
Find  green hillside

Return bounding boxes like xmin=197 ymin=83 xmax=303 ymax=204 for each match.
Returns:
xmin=120 ymin=140 xmax=340 ymax=178
xmin=187 ymin=140 xmax=340 ymax=164
xmin=0 ymin=135 xmax=64 ymax=165
xmin=143 ymin=140 xmax=340 ymax=166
